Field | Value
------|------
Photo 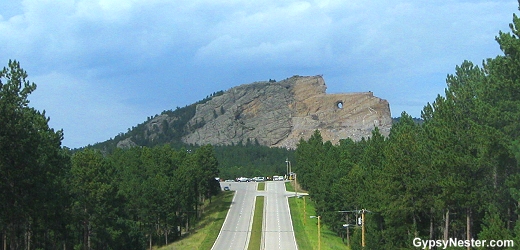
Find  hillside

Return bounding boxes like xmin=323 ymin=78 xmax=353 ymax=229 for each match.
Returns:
xmin=89 ymin=75 xmax=392 ymax=152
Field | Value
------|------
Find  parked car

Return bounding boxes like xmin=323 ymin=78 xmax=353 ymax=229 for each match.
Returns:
xmin=273 ymin=176 xmax=283 ymax=181
xmin=252 ymin=177 xmax=265 ymax=182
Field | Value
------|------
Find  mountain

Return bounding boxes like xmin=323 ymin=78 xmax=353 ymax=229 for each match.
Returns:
xmin=89 ymin=75 xmax=392 ymax=152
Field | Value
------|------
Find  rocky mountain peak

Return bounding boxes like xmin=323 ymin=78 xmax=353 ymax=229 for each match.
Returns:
xmin=182 ymin=75 xmax=391 ymax=148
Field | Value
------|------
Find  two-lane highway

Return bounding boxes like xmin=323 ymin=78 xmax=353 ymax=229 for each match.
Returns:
xmin=212 ymin=182 xmax=257 ymax=250
xmin=262 ymin=181 xmax=298 ymax=250
xmin=212 ymin=181 xmax=298 ymax=250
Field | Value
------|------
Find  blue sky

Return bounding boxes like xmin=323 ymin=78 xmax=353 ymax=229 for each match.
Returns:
xmin=0 ymin=0 xmax=517 ymax=148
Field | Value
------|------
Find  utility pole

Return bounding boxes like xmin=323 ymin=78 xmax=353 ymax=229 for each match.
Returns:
xmin=295 ymin=173 xmax=298 ymax=197
xmin=361 ymin=209 xmax=366 ymax=248
xmin=338 ymin=209 xmax=371 ymax=248
xmin=310 ymin=215 xmax=321 ymax=250
xmin=303 ymin=196 xmax=306 ymax=225
xmin=289 ymin=161 xmax=292 ymax=179
xmin=285 ymin=158 xmax=290 ymax=179
xmin=346 ymin=213 xmax=350 ymax=246
xmin=318 ymin=215 xmax=321 ymax=250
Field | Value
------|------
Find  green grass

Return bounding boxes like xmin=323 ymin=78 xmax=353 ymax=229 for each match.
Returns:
xmin=285 ymin=181 xmax=295 ymax=192
xmin=257 ymin=182 xmax=265 ymax=191
xmin=288 ymin=195 xmax=350 ymax=250
xmin=248 ymin=196 xmax=264 ymax=250
xmin=156 ymin=191 xmax=234 ymax=250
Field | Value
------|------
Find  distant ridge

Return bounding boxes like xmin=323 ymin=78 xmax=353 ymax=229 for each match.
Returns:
xmin=88 ymin=75 xmax=392 ymax=152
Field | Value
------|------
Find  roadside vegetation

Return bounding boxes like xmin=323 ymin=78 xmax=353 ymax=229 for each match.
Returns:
xmin=156 ymin=191 xmax=234 ymax=250
xmin=285 ymin=181 xmax=295 ymax=192
xmin=248 ymin=196 xmax=265 ymax=250
xmin=287 ymin=182 xmax=349 ymax=250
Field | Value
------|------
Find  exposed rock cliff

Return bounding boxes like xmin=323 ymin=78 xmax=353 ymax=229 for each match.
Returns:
xmin=182 ymin=75 xmax=391 ymax=148
xmin=93 ymin=75 xmax=392 ymax=151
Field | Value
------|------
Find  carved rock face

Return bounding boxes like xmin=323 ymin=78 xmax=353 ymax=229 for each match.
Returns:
xmin=182 ymin=75 xmax=392 ymax=149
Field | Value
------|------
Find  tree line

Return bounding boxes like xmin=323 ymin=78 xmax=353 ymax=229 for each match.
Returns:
xmin=294 ymin=8 xmax=520 ymax=250
xmin=1 ymin=61 xmax=221 ymax=249
xmin=213 ymin=138 xmax=295 ymax=180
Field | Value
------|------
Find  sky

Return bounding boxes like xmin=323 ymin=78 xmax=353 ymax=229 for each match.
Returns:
xmin=0 ymin=0 xmax=517 ymax=148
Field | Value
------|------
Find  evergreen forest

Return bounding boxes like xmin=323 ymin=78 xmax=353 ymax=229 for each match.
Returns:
xmin=0 ymin=61 xmax=222 ymax=249
xmin=213 ymin=139 xmax=295 ymax=180
xmin=294 ymin=9 xmax=520 ymax=250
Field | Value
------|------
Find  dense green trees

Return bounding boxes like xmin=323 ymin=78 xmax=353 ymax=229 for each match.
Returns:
xmin=86 ymin=145 xmax=221 ymax=250
xmin=294 ymin=6 xmax=520 ymax=249
xmin=69 ymin=149 xmax=122 ymax=249
xmin=213 ymin=140 xmax=294 ymax=179
xmin=1 ymin=60 xmax=69 ymax=249
xmin=0 ymin=60 xmax=223 ymax=249
xmin=379 ymin=112 xmax=432 ymax=246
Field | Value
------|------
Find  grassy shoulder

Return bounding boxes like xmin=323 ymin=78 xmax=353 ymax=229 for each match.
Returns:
xmin=248 ymin=196 xmax=264 ymax=250
xmin=286 ymin=182 xmax=349 ymax=250
xmin=285 ymin=181 xmax=295 ymax=192
xmin=156 ymin=191 xmax=234 ymax=250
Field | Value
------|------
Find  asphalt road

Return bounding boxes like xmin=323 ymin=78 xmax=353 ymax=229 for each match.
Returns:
xmin=212 ymin=182 xmax=257 ymax=250
xmin=262 ymin=181 xmax=298 ymax=250
xmin=212 ymin=181 xmax=299 ymax=250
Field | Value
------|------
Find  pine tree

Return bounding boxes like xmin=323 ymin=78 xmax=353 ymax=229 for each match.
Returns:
xmin=0 ymin=60 xmax=69 ymax=249
xmin=380 ymin=112 xmax=435 ymax=246
xmin=478 ymin=204 xmax=511 ymax=250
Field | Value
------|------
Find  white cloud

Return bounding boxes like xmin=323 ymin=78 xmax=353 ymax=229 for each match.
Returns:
xmin=194 ymin=1 xmax=336 ymax=68
xmin=1 ymin=0 xmax=518 ymax=147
